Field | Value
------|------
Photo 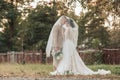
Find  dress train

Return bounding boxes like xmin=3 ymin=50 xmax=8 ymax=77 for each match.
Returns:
xmin=50 ymin=40 xmax=111 ymax=75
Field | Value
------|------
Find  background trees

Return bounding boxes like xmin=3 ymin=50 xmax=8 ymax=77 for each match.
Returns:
xmin=71 ymin=0 xmax=120 ymax=49
xmin=0 ymin=0 xmax=20 ymax=52
xmin=0 ymin=0 xmax=119 ymax=52
xmin=17 ymin=1 xmax=71 ymax=51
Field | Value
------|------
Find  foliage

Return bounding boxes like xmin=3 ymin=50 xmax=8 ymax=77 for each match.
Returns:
xmin=0 ymin=0 xmax=119 ymax=52
xmin=91 ymin=38 xmax=101 ymax=49
xmin=108 ymin=28 xmax=120 ymax=48
xmin=17 ymin=1 xmax=76 ymax=51
xmin=77 ymin=0 xmax=120 ymax=48
xmin=0 ymin=0 xmax=20 ymax=52
xmin=77 ymin=8 xmax=109 ymax=48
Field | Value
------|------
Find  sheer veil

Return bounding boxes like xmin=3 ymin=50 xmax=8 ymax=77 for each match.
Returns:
xmin=46 ymin=16 xmax=79 ymax=57
xmin=46 ymin=16 xmax=63 ymax=57
xmin=69 ymin=18 xmax=79 ymax=47
xmin=46 ymin=16 xmax=111 ymax=76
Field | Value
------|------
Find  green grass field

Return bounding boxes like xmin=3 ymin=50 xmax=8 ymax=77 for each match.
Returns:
xmin=0 ymin=63 xmax=52 ymax=77
xmin=0 ymin=63 xmax=120 ymax=78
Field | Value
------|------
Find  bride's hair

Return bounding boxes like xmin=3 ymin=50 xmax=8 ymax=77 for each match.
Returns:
xmin=68 ymin=18 xmax=75 ymax=28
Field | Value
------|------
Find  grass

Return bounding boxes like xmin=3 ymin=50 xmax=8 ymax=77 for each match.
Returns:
xmin=88 ymin=64 xmax=120 ymax=75
xmin=0 ymin=63 xmax=120 ymax=79
xmin=0 ymin=63 xmax=52 ymax=77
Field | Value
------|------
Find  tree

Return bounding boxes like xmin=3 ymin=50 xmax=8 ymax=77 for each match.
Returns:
xmin=18 ymin=1 xmax=70 ymax=51
xmin=0 ymin=0 xmax=20 ymax=52
xmin=109 ymin=29 xmax=120 ymax=48
xmin=0 ymin=0 xmax=33 ymax=52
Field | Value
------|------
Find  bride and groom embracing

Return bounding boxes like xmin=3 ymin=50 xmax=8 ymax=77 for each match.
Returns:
xmin=46 ymin=15 xmax=111 ymax=75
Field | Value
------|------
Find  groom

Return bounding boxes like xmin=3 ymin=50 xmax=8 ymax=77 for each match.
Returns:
xmin=46 ymin=16 xmax=68 ymax=70
xmin=52 ymin=16 xmax=68 ymax=70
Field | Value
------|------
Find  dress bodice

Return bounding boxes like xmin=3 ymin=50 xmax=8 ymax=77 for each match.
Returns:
xmin=62 ymin=24 xmax=73 ymax=41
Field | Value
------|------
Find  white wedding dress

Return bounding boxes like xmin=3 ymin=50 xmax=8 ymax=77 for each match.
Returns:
xmin=46 ymin=17 xmax=111 ymax=75
xmin=50 ymin=24 xmax=111 ymax=75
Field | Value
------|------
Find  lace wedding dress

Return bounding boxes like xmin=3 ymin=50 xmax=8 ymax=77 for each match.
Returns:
xmin=46 ymin=16 xmax=111 ymax=75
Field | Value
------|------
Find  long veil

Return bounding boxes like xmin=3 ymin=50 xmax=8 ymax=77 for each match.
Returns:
xmin=46 ymin=16 xmax=79 ymax=57
xmin=46 ymin=16 xmax=63 ymax=57
xmin=47 ymin=16 xmax=111 ymax=75
xmin=69 ymin=18 xmax=79 ymax=47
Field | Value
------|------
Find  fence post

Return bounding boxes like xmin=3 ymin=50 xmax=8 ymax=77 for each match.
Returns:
xmin=10 ymin=51 xmax=15 ymax=63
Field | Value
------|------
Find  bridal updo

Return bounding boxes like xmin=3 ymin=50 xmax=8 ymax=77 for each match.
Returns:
xmin=68 ymin=18 xmax=75 ymax=28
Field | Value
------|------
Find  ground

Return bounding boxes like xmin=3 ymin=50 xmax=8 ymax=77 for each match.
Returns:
xmin=0 ymin=63 xmax=120 ymax=80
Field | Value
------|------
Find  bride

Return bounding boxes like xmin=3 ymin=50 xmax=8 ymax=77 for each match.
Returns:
xmin=46 ymin=15 xmax=111 ymax=75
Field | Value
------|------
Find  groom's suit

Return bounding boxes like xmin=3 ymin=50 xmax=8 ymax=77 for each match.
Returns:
xmin=46 ymin=16 xmax=69 ymax=69
xmin=52 ymin=22 xmax=64 ymax=68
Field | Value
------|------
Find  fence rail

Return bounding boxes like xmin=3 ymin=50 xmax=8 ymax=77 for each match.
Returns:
xmin=0 ymin=51 xmax=46 ymax=64
xmin=0 ymin=49 xmax=120 ymax=64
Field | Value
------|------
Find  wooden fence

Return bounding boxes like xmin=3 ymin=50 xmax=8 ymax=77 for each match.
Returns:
xmin=0 ymin=49 xmax=120 ymax=64
xmin=32 ymin=49 xmax=120 ymax=65
xmin=103 ymin=49 xmax=120 ymax=64
xmin=0 ymin=51 xmax=46 ymax=64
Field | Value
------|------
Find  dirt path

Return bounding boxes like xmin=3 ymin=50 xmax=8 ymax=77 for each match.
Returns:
xmin=0 ymin=77 xmax=104 ymax=80
xmin=0 ymin=77 xmax=119 ymax=80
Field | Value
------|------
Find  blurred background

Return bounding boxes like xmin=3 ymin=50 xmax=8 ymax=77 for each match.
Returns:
xmin=0 ymin=0 xmax=119 ymax=65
